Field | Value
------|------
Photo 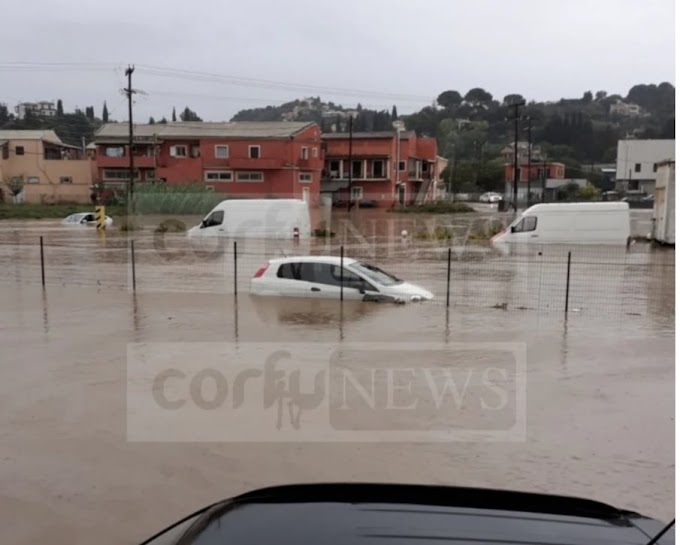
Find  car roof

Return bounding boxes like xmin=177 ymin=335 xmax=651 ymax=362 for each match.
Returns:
xmin=267 ymin=255 xmax=358 ymax=265
xmin=158 ymin=484 xmax=672 ymax=545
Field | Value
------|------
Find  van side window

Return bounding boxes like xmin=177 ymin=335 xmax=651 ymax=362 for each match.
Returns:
xmin=203 ymin=210 xmax=224 ymax=228
xmin=514 ymin=216 xmax=537 ymax=232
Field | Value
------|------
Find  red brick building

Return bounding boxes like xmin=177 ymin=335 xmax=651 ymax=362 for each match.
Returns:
xmin=321 ymin=130 xmax=439 ymax=207
xmin=93 ymin=122 xmax=323 ymax=205
xmin=503 ymin=161 xmax=566 ymax=183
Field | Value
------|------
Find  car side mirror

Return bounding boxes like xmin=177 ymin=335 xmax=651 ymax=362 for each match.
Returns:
xmin=358 ymin=286 xmax=366 ymax=294
xmin=510 ymin=225 xmax=517 ymax=233
xmin=200 ymin=219 xmax=207 ymax=228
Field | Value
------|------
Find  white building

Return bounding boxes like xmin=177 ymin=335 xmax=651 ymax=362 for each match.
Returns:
xmin=615 ymin=139 xmax=675 ymax=194
xmin=609 ymin=100 xmax=643 ymax=117
xmin=15 ymin=101 xmax=57 ymax=120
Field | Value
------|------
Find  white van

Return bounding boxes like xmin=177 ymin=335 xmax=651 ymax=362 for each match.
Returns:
xmin=187 ymin=199 xmax=311 ymax=240
xmin=491 ymin=202 xmax=631 ymax=246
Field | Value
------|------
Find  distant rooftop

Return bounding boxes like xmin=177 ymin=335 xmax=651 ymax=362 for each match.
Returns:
xmin=94 ymin=121 xmax=315 ymax=142
xmin=323 ymin=130 xmax=416 ymax=140
xmin=0 ymin=130 xmax=62 ymax=143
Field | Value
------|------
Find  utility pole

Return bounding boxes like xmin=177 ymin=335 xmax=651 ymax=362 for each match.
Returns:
xmin=125 ymin=65 xmax=136 ymax=214
xmin=542 ymin=158 xmax=547 ymax=202
xmin=507 ymin=99 xmax=526 ymax=211
xmin=526 ymin=117 xmax=532 ymax=207
xmin=347 ymin=115 xmax=353 ymax=212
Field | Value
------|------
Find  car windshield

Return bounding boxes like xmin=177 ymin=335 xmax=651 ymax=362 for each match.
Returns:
xmin=348 ymin=262 xmax=402 ymax=286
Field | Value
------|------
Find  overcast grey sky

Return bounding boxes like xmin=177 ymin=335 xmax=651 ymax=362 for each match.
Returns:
xmin=1 ymin=0 xmax=675 ymax=122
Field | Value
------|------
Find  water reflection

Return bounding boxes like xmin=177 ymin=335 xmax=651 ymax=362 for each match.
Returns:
xmin=41 ymin=289 xmax=49 ymax=338
xmin=248 ymin=295 xmax=374 ymax=328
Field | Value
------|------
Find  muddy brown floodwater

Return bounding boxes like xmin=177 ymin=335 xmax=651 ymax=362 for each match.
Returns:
xmin=0 ymin=213 xmax=674 ymax=545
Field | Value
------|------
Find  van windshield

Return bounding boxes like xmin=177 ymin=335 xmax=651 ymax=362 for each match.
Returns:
xmin=348 ymin=262 xmax=402 ymax=286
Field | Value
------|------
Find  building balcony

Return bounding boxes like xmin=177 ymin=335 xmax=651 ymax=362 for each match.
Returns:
xmin=97 ymin=155 xmax=156 ymax=168
xmin=222 ymin=157 xmax=286 ymax=170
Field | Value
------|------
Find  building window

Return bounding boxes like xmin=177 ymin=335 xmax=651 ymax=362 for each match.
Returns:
xmin=236 ymin=171 xmax=264 ymax=182
xmin=59 ymin=176 xmax=73 ymax=184
xmin=248 ymin=145 xmax=260 ymax=159
xmin=26 ymin=176 xmax=39 ymax=184
xmin=352 ymin=160 xmax=362 ymax=178
xmin=653 ymin=163 xmax=658 ymax=173
xmin=15 ymin=146 xmax=24 ymax=156
xmin=204 ymin=171 xmax=233 ymax=182
xmin=299 ymin=172 xmax=312 ymax=183
xmin=634 ymin=163 xmax=641 ymax=173
xmin=351 ymin=186 xmax=363 ymax=200
xmin=329 ymin=160 xmax=340 ymax=175
xmin=104 ymin=146 xmax=124 ymax=157
xmin=214 ymin=145 xmax=229 ymax=158
xmin=398 ymin=161 xmax=406 ymax=172
xmin=170 ymin=145 xmax=187 ymax=158
xmin=312 ymin=147 xmax=318 ymax=158
xmin=372 ymin=160 xmax=385 ymax=178
xmin=191 ymin=145 xmax=200 ymax=158
xmin=301 ymin=147 xmax=309 ymax=160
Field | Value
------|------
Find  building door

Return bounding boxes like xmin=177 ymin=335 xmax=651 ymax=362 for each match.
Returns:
xmin=302 ymin=187 xmax=310 ymax=203
xmin=397 ymin=184 xmax=405 ymax=205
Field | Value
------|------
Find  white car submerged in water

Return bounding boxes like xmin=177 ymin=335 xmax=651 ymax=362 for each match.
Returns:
xmin=250 ymin=256 xmax=434 ymax=303
xmin=62 ymin=212 xmax=113 ymax=228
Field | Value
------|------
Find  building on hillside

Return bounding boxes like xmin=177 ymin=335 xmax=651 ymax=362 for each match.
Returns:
xmin=0 ymin=130 xmax=93 ymax=203
xmin=609 ymin=100 xmax=643 ymax=117
xmin=320 ymin=130 xmax=439 ymax=207
xmin=500 ymin=141 xmax=544 ymax=163
xmin=615 ymin=139 xmax=675 ymax=194
xmin=15 ymin=101 xmax=57 ymax=120
xmin=93 ymin=121 xmax=323 ymax=205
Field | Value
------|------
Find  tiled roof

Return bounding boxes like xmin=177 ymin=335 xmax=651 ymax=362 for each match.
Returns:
xmin=323 ymin=130 xmax=415 ymax=140
xmin=94 ymin=121 xmax=315 ymax=141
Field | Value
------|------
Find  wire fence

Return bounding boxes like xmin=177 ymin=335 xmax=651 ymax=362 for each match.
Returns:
xmin=0 ymin=230 xmax=674 ymax=321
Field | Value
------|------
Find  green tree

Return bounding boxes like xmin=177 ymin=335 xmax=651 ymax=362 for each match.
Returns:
xmin=391 ymin=105 xmax=398 ymax=121
xmin=577 ymin=185 xmax=600 ymax=201
xmin=0 ymin=103 xmax=9 ymax=124
xmin=158 ymin=117 xmax=168 ymax=124
xmin=582 ymin=91 xmax=593 ymax=103
xmin=437 ymin=90 xmax=463 ymax=109
xmin=172 ymin=107 xmax=177 ymax=122
xmin=56 ymin=99 xmax=64 ymax=116
xmin=503 ymin=94 xmax=524 ymax=105
xmin=595 ymin=90 xmax=607 ymax=101
xmin=102 ymin=101 xmax=109 ymax=123
xmin=180 ymin=107 xmax=202 ymax=122
xmin=149 ymin=116 xmax=156 ymax=125
xmin=85 ymin=106 xmax=95 ymax=121
xmin=4 ymin=175 xmax=24 ymax=203
xmin=464 ymin=87 xmax=493 ymax=104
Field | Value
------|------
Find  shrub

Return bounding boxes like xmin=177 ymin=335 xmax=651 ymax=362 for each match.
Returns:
xmin=388 ymin=202 xmax=475 ymax=214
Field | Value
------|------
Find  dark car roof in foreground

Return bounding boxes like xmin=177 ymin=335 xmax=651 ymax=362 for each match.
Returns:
xmin=145 ymin=483 xmax=674 ymax=545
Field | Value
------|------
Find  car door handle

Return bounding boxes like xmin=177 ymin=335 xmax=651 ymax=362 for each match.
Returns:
xmin=531 ymin=234 xmax=538 ymax=237
xmin=311 ymin=287 xmax=321 ymax=292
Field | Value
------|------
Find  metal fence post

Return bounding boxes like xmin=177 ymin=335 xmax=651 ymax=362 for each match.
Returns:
xmin=233 ymin=241 xmax=238 ymax=296
xmin=564 ymin=251 xmax=572 ymax=313
xmin=130 ymin=239 xmax=137 ymax=292
xmin=446 ymin=247 xmax=452 ymax=307
xmin=340 ymin=245 xmax=344 ymax=301
xmin=40 ymin=236 xmax=45 ymax=287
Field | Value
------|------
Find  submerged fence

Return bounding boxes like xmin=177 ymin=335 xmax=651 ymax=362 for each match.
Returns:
xmin=0 ymin=229 xmax=674 ymax=321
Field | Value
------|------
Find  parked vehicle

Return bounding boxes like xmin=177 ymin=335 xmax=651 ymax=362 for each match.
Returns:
xmin=480 ymin=192 xmax=502 ymax=203
xmin=250 ymin=256 xmax=433 ymax=303
xmin=492 ymin=202 xmax=631 ymax=246
xmin=358 ymin=199 xmax=378 ymax=208
xmin=139 ymin=483 xmax=675 ymax=545
xmin=61 ymin=212 xmax=113 ymax=228
xmin=187 ymin=199 xmax=310 ymax=240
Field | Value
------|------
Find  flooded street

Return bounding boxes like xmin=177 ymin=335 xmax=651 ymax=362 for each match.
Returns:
xmin=0 ymin=214 xmax=675 ymax=545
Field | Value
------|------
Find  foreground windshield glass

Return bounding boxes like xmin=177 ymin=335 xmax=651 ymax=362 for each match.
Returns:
xmin=349 ymin=262 xmax=402 ymax=286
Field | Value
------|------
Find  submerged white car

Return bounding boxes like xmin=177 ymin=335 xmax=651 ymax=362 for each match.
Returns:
xmin=250 ymin=256 xmax=434 ymax=303
xmin=62 ymin=212 xmax=113 ymax=228
xmin=480 ymin=192 xmax=502 ymax=203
